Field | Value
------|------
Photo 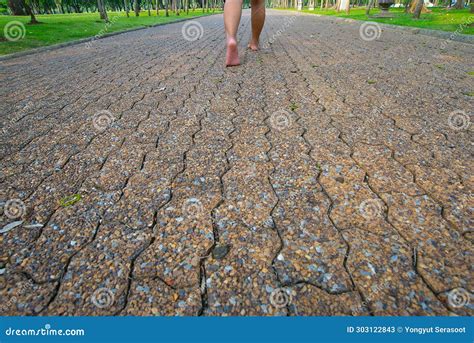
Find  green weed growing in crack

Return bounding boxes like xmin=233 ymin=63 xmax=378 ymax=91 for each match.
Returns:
xmin=59 ymin=194 xmax=82 ymax=207
xmin=290 ymin=102 xmax=298 ymax=111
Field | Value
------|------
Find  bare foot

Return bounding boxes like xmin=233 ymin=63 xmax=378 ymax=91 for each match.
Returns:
xmin=226 ymin=38 xmax=240 ymax=67
xmin=247 ymin=39 xmax=259 ymax=51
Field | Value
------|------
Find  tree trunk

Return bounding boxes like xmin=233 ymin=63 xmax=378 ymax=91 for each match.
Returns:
xmin=97 ymin=0 xmax=109 ymax=21
xmin=404 ymin=0 xmax=411 ymax=13
xmin=165 ymin=0 xmax=169 ymax=16
xmin=454 ymin=0 xmax=464 ymax=9
xmin=7 ymin=0 xmax=27 ymax=15
xmin=412 ymin=0 xmax=423 ymax=18
xmin=124 ymin=0 xmax=130 ymax=16
xmin=366 ymin=0 xmax=374 ymax=14
xmin=134 ymin=0 xmax=140 ymax=15
xmin=22 ymin=0 xmax=39 ymax=23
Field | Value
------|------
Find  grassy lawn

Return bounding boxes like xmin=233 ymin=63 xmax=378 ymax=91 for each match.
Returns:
xmin=281 ymin=7 xmax=474 ymax=34
xmin=0 ymin=10 xmax=220 ymax=56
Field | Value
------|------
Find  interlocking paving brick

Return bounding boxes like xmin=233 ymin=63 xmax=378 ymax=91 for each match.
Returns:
xmin=1 ymin=10 xmax=472 ymax=316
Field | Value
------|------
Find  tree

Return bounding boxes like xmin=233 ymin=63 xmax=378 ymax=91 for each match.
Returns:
xmin=454 ymin=0 xmax=464 ymax=9
xmin=97 ymin=0 xmax=109 ymax=21
xmin=404 ymin=0 xmax=411 ymax=13
xmin=412 ymin=0 xmax=424 ymax=18
xmin=124 ymin=0 xmax=130 ymax=17
xmin=24 ymin=0 xmax=39 ymax=23
xmin=366 ymin=0 xmax=374 ymax=15
xmin=134 ymin=0 xmax=140 ymax=15
xmin=8 ymin=0 xmax=27 ymax=14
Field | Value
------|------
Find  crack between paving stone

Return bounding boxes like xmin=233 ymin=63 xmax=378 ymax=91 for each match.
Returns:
xmin=283 ymin=30 xmax=463 ymax=313
xmin=293 ymin=28 xmax=467 ymax=199
xmin=270 ymin=36 xmax=370 ymax=316
xmin=119 ymin=34 xmax=226 ymax=315
xmin=339 ymin=123 xmax=452 ymax=312
xmin=37 ymin=219 xmax=102 ymax=314
xmin=196 ymin=15 xmax=256 ymax=316
xmin=259 ymin=31 xmax=293 ymax=317
xmin=16 ymin=27 xmax=220 ymax=270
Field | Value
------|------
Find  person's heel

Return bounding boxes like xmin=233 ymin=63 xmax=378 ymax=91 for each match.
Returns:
xmin=226 ymin=38 xmax=240 ymax=67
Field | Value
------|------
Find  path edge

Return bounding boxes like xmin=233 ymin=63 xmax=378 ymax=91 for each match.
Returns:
xmin=0 ymin=12 xmax=221 ymax=62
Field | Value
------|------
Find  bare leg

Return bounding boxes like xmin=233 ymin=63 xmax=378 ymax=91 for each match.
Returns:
xmin=248 ymin=0 xmax=265 ymax=51
xmin=224 ymin=0 xmax=243 ymax=66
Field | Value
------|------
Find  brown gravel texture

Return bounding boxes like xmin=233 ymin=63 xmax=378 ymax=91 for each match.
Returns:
xmin=0 ymin=10 xmax=473 ymax=316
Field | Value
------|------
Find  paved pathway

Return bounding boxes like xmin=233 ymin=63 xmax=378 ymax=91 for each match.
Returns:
xmin=1 ymin=10 xmax=473 ymax=316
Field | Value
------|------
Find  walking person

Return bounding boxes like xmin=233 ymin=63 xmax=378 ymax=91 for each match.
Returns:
xmin=224 ymin=0 xmax=266 ymax=66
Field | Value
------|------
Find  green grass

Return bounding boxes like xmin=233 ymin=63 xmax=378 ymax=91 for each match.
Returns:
xmin=280 ymin=7 xmax=473 ymax=34
xmin=0 ymin=10 xmax=220 ymax=56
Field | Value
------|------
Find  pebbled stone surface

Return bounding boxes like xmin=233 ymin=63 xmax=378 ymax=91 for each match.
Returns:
xmin=0 ymin=10 xmax=472 ymax=316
